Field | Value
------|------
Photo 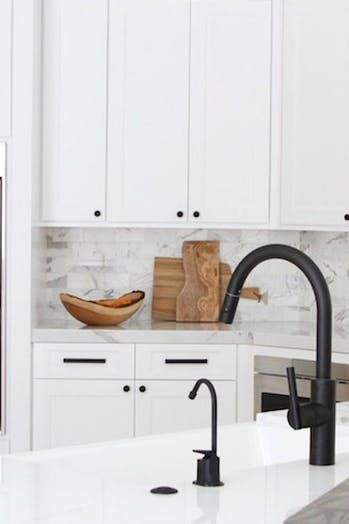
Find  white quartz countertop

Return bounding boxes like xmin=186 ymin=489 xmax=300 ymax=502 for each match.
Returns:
xmin=3 ymin=410 xmax=349 ymax=523
xmin=32 ymin=319 xmax=349 ymax=353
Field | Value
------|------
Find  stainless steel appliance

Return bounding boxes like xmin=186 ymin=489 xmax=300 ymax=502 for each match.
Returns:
xmin=0 ymin=143 xmax=5 ymax=433
xmin=254 ymin=356 xmax=349 ymax=417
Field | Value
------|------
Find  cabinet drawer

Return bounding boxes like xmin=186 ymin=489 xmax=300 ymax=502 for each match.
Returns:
xmin=136 ymin=344 xmax=236 ymax=380
xmin=33 ymin=344 xmax=134 ymax=379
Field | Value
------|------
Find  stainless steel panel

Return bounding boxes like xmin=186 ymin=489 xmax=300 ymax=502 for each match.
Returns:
xmin=254 ymin=355 xmax=349 ymax=417
xmin=254 ymin=374 xmax=311 ymax=415
xmin=254 ymin=355 xmax=294 ymax=375
xmin=0 ymin=143 xmax=5 ymax=434
xmin=254 ymin=355 xmax=349 ymax=382
xmin=335 ymin=383 xmax=349 ymax=402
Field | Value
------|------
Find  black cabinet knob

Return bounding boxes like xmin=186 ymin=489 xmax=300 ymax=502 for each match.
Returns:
xmin=94 ymin=210 xmax=101 ymax=217
xmin=193 ymin=211 xmax=200 ymax=218
xmin=123 ymin=385 xmax=130 ymax=393
xmin=177 ymin=211 xmax=184 ymax=218
xmin=139 ymin=385 xmax=146 ymax=393
xmin=345 ymin=214 xmax=349 ymax=221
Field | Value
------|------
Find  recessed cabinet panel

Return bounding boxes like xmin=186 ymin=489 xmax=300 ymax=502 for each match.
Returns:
xmin=41 ymin=0 xmax=108 ymax=222
xmin=33 ymin=380 xmax=134 ymax=450
xmin=0 ymin=0 xmax=11 ymax=137
xmin=189 ymin=0 xmax=271 ymax=224
xmin=281 ymin=0 xmax=349 ymax=227
xmin=135 ymin=380 xmax=236 ymax=436
xmin=107 ymin=0 xmax=190 ymax=223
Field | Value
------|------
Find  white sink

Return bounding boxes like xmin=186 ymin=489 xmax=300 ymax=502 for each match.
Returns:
xmin=2 ymin=410 xmax=349 ymax=523
xmin=20 ymin=409 xmax=349 ymax=476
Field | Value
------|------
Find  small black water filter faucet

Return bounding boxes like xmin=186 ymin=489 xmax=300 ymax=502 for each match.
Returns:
xmin=189 ymin=379 xmax=224 ymax=486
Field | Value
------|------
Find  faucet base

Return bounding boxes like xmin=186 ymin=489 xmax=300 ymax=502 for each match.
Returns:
xmin=193 ymin=453 xmax=224 ymax=487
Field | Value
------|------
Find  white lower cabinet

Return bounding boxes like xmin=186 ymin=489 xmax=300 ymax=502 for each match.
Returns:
xmin=32 ymin=343 xmax=237 ymax=449
xmin=33 ymin=379 xmax=134 ymax=450
xmin=135 ymin=380 xmax=236 ymax=437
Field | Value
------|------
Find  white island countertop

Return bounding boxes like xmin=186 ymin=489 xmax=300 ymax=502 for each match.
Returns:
xmin=32 ymin=319 xmax=349 ymax=353
xmin=2 ymin=412 xmax=349 ymax=523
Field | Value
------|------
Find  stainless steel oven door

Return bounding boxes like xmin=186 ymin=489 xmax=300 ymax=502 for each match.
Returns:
xmin=254 ymin=374 xmax=311 ymax=416
xmin=254 ymin=373 xmax=349 ymax=417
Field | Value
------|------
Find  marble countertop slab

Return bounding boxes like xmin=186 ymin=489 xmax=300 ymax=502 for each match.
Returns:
xmin=32 ymin=319 xmax=349 ymax=353
xmin=285 ymin=476 xmax=349 ymax=523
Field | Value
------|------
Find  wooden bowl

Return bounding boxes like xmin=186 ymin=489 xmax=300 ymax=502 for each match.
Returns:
xmin=60 ymin=291 xmax=145 ymax=326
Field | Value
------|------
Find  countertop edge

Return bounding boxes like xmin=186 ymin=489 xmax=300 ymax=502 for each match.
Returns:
xmin=31 ymin=321 xmax=349 ymax=354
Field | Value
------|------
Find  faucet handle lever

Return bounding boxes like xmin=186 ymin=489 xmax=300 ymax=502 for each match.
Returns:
xmin=287 ymin=366 xmax=302 ymax=429
xmin=193 ymin=449 xmax=214 ymax=457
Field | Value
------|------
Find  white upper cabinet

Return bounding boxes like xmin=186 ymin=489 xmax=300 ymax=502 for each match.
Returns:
xmin=107 ymin=0 xmax=190 ymax=223
xmin=189 ymin=0 xmax=271 ymax=225
xmin=281 ymin=0 xmax=349 ymax=227
xmin=41 ymin=0 xmax=108 ymax=223
xmin=0 ymin=0 xmax=12 ymax=137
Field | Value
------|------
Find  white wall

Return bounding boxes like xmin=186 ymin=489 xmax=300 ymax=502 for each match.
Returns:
xmin=4 ymin=0 xmax=41 ymax=452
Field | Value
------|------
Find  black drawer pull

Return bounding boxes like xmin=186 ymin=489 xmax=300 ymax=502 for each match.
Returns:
xmin=63 ymin=358 xmax=107 ymax=364
xmin=165 ymin=358 xmax=208 ymax=365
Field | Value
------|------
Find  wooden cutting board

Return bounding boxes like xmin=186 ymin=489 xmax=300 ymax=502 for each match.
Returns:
xmin=152 ymin=257 xmax=260 ymax=321
xmin=176 ymin=241 xmax=220 ymax=322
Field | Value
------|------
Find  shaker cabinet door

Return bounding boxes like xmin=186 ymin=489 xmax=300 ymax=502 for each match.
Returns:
xmin=0 ymin=0 xmax=11 ymax=137
xmin=107 ymin=0 xmax=190 ymax=223
xmin=189 ymin=0 xmax=271 ymax=225
xmin=281 ymin=0 xmax=349 ymax=227
xmin=135 ymin=380 xmax=236 ymax=437
xmin=33 ymin=380 xmax=134 ymax=450
xmin=41 ymin=0 xmax=108 ymax=223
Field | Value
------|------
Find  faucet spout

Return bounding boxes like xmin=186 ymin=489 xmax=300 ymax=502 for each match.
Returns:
xmin=189 ymin=378 xmax=218 ymax=454
xmin=220 ymin=244 xmax=336 ymax=466
xmin=220 ymin=244 xmax=332 ymax=379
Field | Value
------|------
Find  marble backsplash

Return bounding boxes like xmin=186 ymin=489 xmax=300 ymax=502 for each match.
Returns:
xmin=36 ymin=228 xmax=349 ymax=330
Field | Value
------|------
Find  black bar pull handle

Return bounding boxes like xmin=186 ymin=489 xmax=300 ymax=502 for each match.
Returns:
xmin=63 ymin=358 xmax=107 ymax=364
xmin=165 ymin=358 xmax=208 ymax=365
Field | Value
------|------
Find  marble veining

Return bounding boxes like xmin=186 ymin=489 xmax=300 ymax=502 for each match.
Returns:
xmin=35 ymin=228 xmax=349 ymax=331
xmin=32 ymin=319 xmax=349 ymax=353
xmin=285 ymin=477 xmax=349 ymax=523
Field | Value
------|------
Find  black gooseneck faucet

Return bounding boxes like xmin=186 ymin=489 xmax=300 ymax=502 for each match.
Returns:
xmin=220 ymin=244 xmax=336 ymax=466
xmin=189 ymin=379 xmax=223 ymax=486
